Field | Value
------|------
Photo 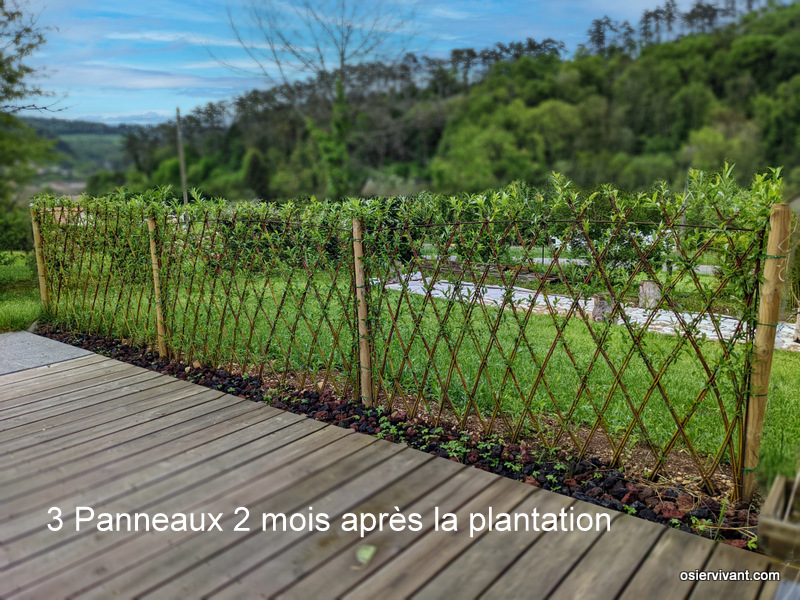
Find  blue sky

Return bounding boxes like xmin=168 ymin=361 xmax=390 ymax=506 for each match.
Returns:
xmin=24 ymin=0 xmax=682 ymax=125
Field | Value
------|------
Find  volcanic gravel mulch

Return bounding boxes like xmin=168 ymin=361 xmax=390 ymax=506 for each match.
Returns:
xmin=36 ymin=325 xmax=760 ymax=550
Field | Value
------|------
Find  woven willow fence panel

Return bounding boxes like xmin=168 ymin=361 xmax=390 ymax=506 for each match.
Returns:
xmin=33 ymin=172 xmax=779 ymax=493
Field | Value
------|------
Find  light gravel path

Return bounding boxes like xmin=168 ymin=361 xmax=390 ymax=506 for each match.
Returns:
xmin=383 ymin=272 xmax=800 ymax=352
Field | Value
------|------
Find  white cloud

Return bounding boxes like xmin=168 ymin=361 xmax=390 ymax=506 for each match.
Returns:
xmin=182 ymin=58 xmax=272 ymax=70
xmin=427 ymin=6 xmax=475 ymax=20
xmin=106 ymin=31 xmax=190 ymax=43
xmin=44 ymin=62 xmax=256 ymax=92
xmin=104 ymin=30 xmax=267 ymax=49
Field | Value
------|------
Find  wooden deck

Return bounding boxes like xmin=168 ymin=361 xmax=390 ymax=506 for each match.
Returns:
xmin=1 ymin=351 xmax=798 ymax=599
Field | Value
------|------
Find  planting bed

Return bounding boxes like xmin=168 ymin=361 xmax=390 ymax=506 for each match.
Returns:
xmin=36 ymin=324 xmax=761 ymax=551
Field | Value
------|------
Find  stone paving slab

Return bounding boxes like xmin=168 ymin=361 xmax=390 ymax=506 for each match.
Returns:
xmin=0 ymin=332 xmax=92 ymax=375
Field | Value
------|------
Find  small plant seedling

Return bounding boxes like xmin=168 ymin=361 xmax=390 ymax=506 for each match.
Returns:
xmin=624 ymin=505 xmax=636 ymax=515
xmin=545 ymin=473 xmax=562 ymax=490
xmin=690 ymin=516 xmax=711 ymax=534
xmin=441 ymin=435 xmax=470 ymax=461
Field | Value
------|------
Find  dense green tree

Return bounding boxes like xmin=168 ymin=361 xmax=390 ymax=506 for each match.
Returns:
xmin=754 ymin=74 xmax=800 ymax=168
xmin=85 ymin=169 xmax=126 ymax=196
xmin=243 ymin=148 xmax=270 ymax=199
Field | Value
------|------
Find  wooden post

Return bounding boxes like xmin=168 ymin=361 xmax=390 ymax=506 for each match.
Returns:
xmin=29 ymin=206 xmax=50 ymax=311
xmin=353 ymin=218 xmax=373 ymax=406
xmin=742 ymin=203 xmax=792 ymax=502
xmin=147 ymin=217 xmax=168 ymax=358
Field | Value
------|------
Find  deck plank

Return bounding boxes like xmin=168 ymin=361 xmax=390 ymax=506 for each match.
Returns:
xmin=0 ymin=358 xmax=137 ymax=404
xmin=475 ymin=502 xmax=622 ymax=600
xmin=0 ymin=404 xmax=268 ymax=531
xmin=139 ymin=447 xmax=437 ymax=600
xmin=0 ymin=398 xmax=266 ymax=487
xmin=0 ymin=387 xmax=229 ymax=468
xmin=0 ymin=350 xmax=787 ymax=600
xmin=686 ymin=541 xmax=772 ymax=600
xmin=13 ymin=433 xmax=393 ymax=599
xmin=275 ymin=465 xmax=498 ymax=600
xmin=59 ymin=423 xmax=357 ymax=599
xmin=0 ymin=409 xmax=298 ymax=543
xmin=760 ymin=563 xmax=800 ymax=600
xmin=0 ymin=354 xmax=104 ymax=388
xmin=0 ymin=376 xmax=205 ymax=450
xmin=1 ymin=418 xmax=341 ymax=574
xmin=197 ymin=451 xmax=455 ymax=599
xmin=340 ymin=478 xmax=537 ymax=600
xmin=1 ymin=420 xmax=354 ymax=581
xmin=616 ymin=526 xmax=717 ymax=599
xmin=0 ymin=373 xmax=199 ymax=441
xmin=547 ymin=511 xmax=666 ymax=599
xmin=0 ymin=368 xmax=163 ymax=423
xmin=0 ymin=356 xmax=122 ymax=402
xmin=411 ymin=487 xmax=564 ymax=600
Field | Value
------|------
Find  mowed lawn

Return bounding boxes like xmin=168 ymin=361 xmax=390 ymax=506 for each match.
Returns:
xmin=0 ymin=252 xmax=41 ymax=333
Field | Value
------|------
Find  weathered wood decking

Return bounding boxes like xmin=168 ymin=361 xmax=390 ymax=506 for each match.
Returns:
xmin=0 ymin=349 xmax=798 ymax=599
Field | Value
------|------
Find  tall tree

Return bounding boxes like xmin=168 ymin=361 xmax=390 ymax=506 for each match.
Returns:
xmin=0 ymin=0 xmax=52 ymax=113
xmin=640 ymin=10 xmax=655 ymax=46
xmin=585 ymin=16 xmax=616 ymax=55
xmin=224 ymin=0 xmax=416 ymax=102
xmin=663 ymin=0 xmax=679 ymax=36
xmin=0 ymin=0 xmax=53 ymax=251
xmin=223 ymin=0 xmax=418 ymax=197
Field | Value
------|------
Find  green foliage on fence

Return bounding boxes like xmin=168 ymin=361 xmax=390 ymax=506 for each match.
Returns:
xmin=30 ymin=168 xmax=780 ymax=493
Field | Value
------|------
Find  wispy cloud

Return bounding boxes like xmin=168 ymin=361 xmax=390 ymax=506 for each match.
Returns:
xmin=427 ymin=7 xmax=475 ymax=20
xmin=105 ymin=30 xmax=270 ymax=49
xmin=45 ymin=62 xmax=259 ymax=93
xmin=182 ymin=58 xmax=274 ymax=70
xmin=105 ymin=31 xmax=192 ymax=43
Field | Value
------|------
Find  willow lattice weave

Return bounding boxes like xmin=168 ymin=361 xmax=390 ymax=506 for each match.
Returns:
xmin=32 ymin=171 xmax=780 ymax=494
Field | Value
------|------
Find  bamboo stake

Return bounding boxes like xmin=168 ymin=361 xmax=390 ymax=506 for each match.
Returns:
xmin=353 ymin=218 xmax=373 ymax=406
xmin=147 ymin=216 xmax=168 ymax=358
xmin=29 ymin=206 xmax=50 ymax=311
xmin=742 ymin=203 xmax=792 ymax=502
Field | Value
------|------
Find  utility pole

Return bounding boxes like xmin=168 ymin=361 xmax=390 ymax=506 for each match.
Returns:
xmin=176 ymin=107 xmax=188 ymax=206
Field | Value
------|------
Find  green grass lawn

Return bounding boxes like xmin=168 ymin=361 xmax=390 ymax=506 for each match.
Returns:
xmin=0 ymin=252 xmax=41 ymax=332
xmin=759 ymin=350 xmax=800 ymax=486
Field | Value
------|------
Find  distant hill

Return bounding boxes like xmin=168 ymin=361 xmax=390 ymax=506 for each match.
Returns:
xmin=20 ymin=117 xmax=139 ymax=138
xmin=21 ymin=117 xmax=137 ymax=180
